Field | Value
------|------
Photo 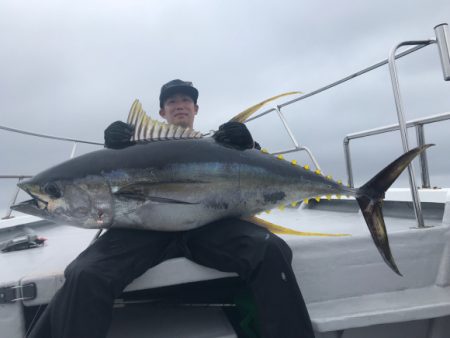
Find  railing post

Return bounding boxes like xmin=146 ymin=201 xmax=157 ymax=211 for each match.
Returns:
xmin=415 ymin=124 xmax=431 ymax=188
xmin=2 ymin=177 xmax=24 ymax=220
xmin=275 ymin=107 xmax=300 ymax=148
xmin=434 ymin=23 xmax=450 ymax=81
xmin=343 ymin=137 xmax=354 ymax=188
xmin=275 ymin=107 xmax=323 ymax=171
xmin=388 ymin=40 xmax=435 ymax=228
xmin=70 ymin=142 xmax=78 ymax=159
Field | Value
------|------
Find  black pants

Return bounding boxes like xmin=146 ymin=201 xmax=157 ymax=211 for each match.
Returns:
xmin=28 ymin=219 xmax=315 ymax=338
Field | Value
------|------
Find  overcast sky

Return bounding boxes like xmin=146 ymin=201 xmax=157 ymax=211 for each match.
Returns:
xmin=1 ymin=0 xmax=450 ymax=211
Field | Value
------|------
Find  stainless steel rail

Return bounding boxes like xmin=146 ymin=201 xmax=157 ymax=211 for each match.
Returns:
xmin=341 ymin=25 xmax=449 ymax=229
xmin=344 ymin=112 xmax=450 ymax=188
xmin=245 ymin=40 xmax=433 ymax=172
xmin=0 ymin=125 xmax=103 ymax=146
xmin=245 ymin=44 xmax=432 ymax=123
xmin=247 ymin=24 xmax=449 ymax=229
xmin=254 ymin=107 xmax=322 ymax=171
xmin=0 ymin=175 xmax=33 ymax=179
xmin=1 ymin=175 xmax=33 ymax=220
xmin=387 ymin=39 xmax=436 ymax=228
xmin=435 ymin=24 xmax=450 ymax=80
xmin=2 ymin=24 xmax=449 ymax=227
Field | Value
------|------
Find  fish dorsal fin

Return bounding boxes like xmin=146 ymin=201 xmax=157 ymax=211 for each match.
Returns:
xmin=229 ymin=91 xmax=302 ymax=123
xmin=126 ymin=99 xmax=203 ymax=142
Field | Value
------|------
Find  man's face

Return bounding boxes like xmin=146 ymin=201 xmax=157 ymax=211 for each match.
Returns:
xmin=159 ymin=93 xmax=198 ymax=129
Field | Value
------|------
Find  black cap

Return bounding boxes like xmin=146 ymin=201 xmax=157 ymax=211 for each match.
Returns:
xmin=159 ymin=79 xmax=199 ymax=108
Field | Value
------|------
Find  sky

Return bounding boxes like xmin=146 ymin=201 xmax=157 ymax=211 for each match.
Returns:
xmin=1 ymin=0 xmax=450 ymax=212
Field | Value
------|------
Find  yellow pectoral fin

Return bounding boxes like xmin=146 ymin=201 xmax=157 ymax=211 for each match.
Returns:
xmin=242 ymin=216 xmax=349 ymax=237
xmin=229 ymin=91 xmax=302 ymax=123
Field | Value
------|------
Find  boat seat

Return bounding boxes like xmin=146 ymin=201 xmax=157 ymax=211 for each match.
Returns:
xmin=307 ymin=285 xmax=450 ymax=332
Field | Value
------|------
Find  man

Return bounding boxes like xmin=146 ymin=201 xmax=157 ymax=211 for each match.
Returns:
xmin=29 ymin=80 xmax=315 ymax=338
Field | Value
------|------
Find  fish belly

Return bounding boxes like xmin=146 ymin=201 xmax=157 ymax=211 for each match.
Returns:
xmin=112 ymin=202 xmax=236 ymax=231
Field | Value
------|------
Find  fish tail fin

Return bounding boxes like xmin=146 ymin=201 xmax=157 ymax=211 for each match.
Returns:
xmin=356 ymin=144 xmax=434 ymax=276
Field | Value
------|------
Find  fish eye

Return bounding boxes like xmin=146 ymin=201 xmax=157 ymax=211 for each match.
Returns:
xmin=44 ymin=183 xmax=62 ymax=199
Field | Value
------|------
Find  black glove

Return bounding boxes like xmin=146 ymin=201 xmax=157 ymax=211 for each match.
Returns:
xmin=213 ymin=122 xmax=256 ymax=150
xmin=104 ymin=121 xmax=135 ymax=149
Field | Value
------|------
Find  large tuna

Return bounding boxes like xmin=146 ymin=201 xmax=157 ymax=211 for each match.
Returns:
xmin=11 ymin=99 xmax=432 ymax=275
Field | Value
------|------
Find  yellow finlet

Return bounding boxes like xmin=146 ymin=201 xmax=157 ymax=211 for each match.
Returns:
xmin=304 ymin=165 xmax=310 ymax=170
xmin=278 ymin=204 xmax=285 ymax=211
xmin=276 ymin=154 xmax=284 ymax=160
xmin=229 ymin=91 xmax=302 ymax=123
xmin=314 ymin=169 xmax=321 ymax=175
xmin=326 ymin=195 xmax=332 ymax=200
xmin=261 ymin=148 xmax=269 ymax=154
xmin=315 ymin=197 xmax=321 ymax=202
xmin=265 ymin=210 xmax=271 ymax=214
xmin=291 ymin=160 xmax=297 ymax=165
xmin=326 ymin=175 xmax=332 ymax=180
xmin=303 ymin=199 xmax=309 ymax=204
xmin=242 ymin=216 xmax=349 ymax=237
xmin=336 ymin=194 xmax=342 ymax=199
xmin=291 ymin=201 xmax=298 ymax=207
xmin=337 ymin=180 xmax=342 ymax=185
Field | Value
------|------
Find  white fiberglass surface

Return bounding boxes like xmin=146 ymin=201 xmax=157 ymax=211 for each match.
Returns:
xmin=1 ymin=196 xmax=448 ymax=310
xmin=0 ymin=222 xmax=96 ymax=285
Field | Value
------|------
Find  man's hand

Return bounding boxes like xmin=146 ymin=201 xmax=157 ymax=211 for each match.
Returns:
xmin=213 ymin=122 xmax=256 ymax=150
xmin=104 ymin=121 xmax=135 ymax=149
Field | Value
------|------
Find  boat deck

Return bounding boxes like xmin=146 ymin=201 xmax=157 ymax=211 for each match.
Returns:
xmin=1 ymin=188 xmax=449 ymax=337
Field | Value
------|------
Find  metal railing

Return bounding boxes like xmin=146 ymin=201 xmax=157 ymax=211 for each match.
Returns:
xmin=245 ymin=23 xmax=450 ymax=229
xmin=1 ymin=24 xmax=449 ymax=228
xmin=249 ymin=106 xmax=323 ymax=171
xmin=343 ymin=112 xmax=450 ymax=189
xmin=1 ymin=175 xmax=33 ymax=220
xmin=245 ymin=40 xmax=435 ymax=172
xmin=0 ymin=126 xmax=103 ymax=219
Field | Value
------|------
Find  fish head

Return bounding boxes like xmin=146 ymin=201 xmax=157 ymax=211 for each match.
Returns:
xmin=12 ymin=175 xmax=114 ymax=229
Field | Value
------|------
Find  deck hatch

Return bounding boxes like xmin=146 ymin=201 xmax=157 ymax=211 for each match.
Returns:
xmin=0 ymin=283 xmax=36 ymax=304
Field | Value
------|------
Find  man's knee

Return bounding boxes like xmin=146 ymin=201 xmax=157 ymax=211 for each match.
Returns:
xmin=65 ymin=260 xmax=104 ymax=285
xmin=240 ymin=226 xmax=293 ymax=263
xmin=237 ymin=219 xmax=293 ymax=262
xmin=233 ymin=231 xmax=293 ymax=280
xmin=265 ymin=233 xmax=293 ymax=263
xmin=67 ymin=256 xmax=120 ymax=290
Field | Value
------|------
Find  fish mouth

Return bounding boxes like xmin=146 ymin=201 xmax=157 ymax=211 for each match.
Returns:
xmin=10 ymin=198 xmax=49 ymax=217
xmin=11 ymin=184 xmax=49 ymax=217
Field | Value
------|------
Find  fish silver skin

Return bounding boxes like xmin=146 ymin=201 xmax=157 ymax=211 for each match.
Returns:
xmin=11 ymin=137 xmax=432 ymax=275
